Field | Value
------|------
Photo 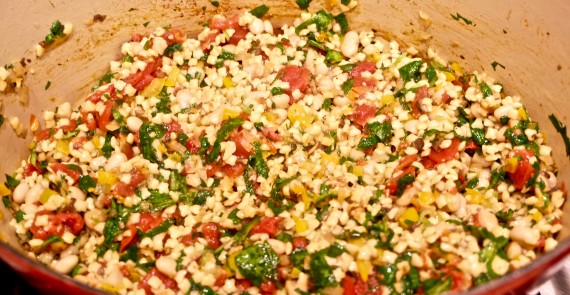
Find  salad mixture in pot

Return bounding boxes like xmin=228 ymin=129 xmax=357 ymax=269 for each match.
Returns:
xmin=1 ymin=7 xmax=567 ymax=295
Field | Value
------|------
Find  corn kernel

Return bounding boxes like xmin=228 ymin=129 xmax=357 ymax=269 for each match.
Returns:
xmin=531 ymin=210 xmax=543 ymax=223
xmin=352 ymin=165 xmax=364 ymax=177
xmin=418 ymin=191 xmax=435 ymax=206
xmin=381 ymin=94 xmax=395 ymax=105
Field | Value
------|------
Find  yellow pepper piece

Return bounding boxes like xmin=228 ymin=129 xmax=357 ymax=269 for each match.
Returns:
xmin=293 ymin=216 xmax=309 ymax=233
xmin=288 ymin=103 xmax=314 ymax=129
xmin=418 ymin=191 xmax=435 ymax=206
xmin=399 ymin=207 xmax=419 ymax=227
xmin=352 ymin=165 xmax=364 ymax=177
xmin=531 ymin=210 xmax=543 ymax=223
xmin=227 ymin=251 xmax=238 ymax=273
xmin=444 ymin=72 xmax=455 ymax=82
xmin=262 ymin=112 xmax=277 ymax=124
xmin=164 ymin=67 xmax=181 ymax=87
xmin=349 ymin=238 xmax=366 ymax=247
xmin=39 ymin=189 xmax=58 ymax=204
xmin=518 ymin=107 xmax=528 ymax=121
xmin=222 ymin=108 xmax=241 ymax=120
xmin=92 ymin=135 xmax=101 ymax=149
xmin=356 ymin=260 xmax=373 ymax=282
xmin=55 ymin=140 xmax=69 ymax=156
xmin=465 ymin=188 xmax=484 ymax=205
xmin=140 ymin=78 xmax=165 ymax=98
xmin=0 ymin=184 xmax=11 ymax=197
xmin=290 ymin=267 xmax=301 ymax=278
xmin=450 ymin=62 xmax=463 ymax=75
xmin=223 ymin=77 xmax=235 ymax=88
xmin=381 ymin=94 xmax=395 ymax=105
xmin=97 ymin=171 xmax=118 ymax=186
xmin=504 ymin=157 xmax=519 ymax=173
xmin=320 ymin=153 xmax=340 ymax=166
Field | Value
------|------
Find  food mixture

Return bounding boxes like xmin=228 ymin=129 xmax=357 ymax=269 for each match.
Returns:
xmin=1 ymin=7 xmax=567 ymax=295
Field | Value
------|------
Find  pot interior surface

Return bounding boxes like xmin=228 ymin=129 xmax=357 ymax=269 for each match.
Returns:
xmin=0 ymin=0 xmax=568 ymax=294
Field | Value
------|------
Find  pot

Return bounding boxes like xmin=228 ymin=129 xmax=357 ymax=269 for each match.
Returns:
xmin=0 ymin=0 xmax=568 ymax=294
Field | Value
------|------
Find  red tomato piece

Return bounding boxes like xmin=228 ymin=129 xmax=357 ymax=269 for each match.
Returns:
xmin=353 ymin=274 xmax=383 ymax=295
xmin=342 ymin=276 xmax=356 ymax=295
xmin=35 ymin=129 xmax=52 ymax=141
xmin=30 ymin=211 xmax=84 ymax=240
xmin=201 ymin=222 xmax=222 ymax=249
xmin=260 ymin=280 xmax=278 ymax=295
xmin=222 ymin=163 xmax=246 ymax=178
xmin=201 ymin=31 xmax=219 ymax=50
xmin=507 ymin=149 xmax=536 ymax=190
xmin=231 ymin=129 xmax=256 ymax=159
xmin=412 ymin=86 xmax=429 ymax=118
xmin=162 ymin=28 xmax=186 ymax=45
xmin=464 ymin=140 xmax=480 ymax=152
xmin=96 ymin=100 xmax=114 ymax=132
xmin=292 ymin=236 xmax=308 ymax=250
xmin=209 ymin=15 xmax=236 ymax=30
xmin=249 ymin=217 xmax=283 ymax=237
xmin=164 ymin=121 xmax=182 ymax=141
xmin=386 ymin=166 xmax=416 ymax=196
xmin=50 ymin=163 xmax=81 ymax=184
xmin=57 ymin=213 xmax=84 ymax=235
xmin=426 ymin=138 xmax=461 ymax=165
xmin=349 ymin=61 xmax=377 ymax=93
xmin=131 ymin=33 xmax=143 ymax=42
xmin=185 ymin=136 xmax=201 ymax=154
xmin=261 ymin=126 xmax=284 ymax=142
xmin=394 ymin=154 xmax=418 ymax=172
xmin=138 ymin=268 xmax=179 ymax=295
xmin=124 ymin=58 xmax=163 ymax=90
xmin=229 ymin=25 xmax=248 ymax=45
xmin=350 ymin=104 xmax=377 ymax=127
xmin=129 ymin=168 xmax=147 ymax=187
xmin=180 ymin=232 xmax=197 ymax=246
xmin=276 ymin=65 xmax=311 ymax=97
xmin=23 ymin=164 xmax=40 ymax=177
xmin=214 ymin=272 xmax=227 ymax=287
xmin=137 ymin=212 xmax=164 ymax=233
xmin=113 ymin=182 xmax=135 ymax=197
xmin=206 ymin=163 xmax=221 ymax=178
xmin=119 ymin=224 xmax=138 ymax=252
xmin=60 ymin=119 xmax=77 ymax=133
xmin=235 ymin=279 xmax=253 ymax=292
xmin=440 ymin=266 xmax=471 ymax=292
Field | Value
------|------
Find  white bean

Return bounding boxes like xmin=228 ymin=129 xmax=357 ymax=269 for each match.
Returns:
xmin=176 ymin=89 xmax=195 ymax=109
xmin=341 ymin=31 xmax=360 ymax=58
xmin=510 ymin=226 xmax=540 ymax=245
xmin=12 ymin=182 xmax=30 ymax=204
xmin=126 ymin=116 xmax=143 ymax=132
xmin=318 ymin=76 xmax=334 ymax=92
xmin=156 ymin=256 xmax=177 ymax=278
xmin=507 ymin=242 xmax=522 ymax=259
xmin=105 ymin=152 xmax=127 ymax=172
xmin=267 ymin=239 xmax=286 ymax=255
xmin=68 ymin=186 xmax=86 ymax=201
xmin=477 ymin=208 xmax=498 ymax=231
xmin=84 ymin=209 xmax=106 ymax=230
xmin=53 ymin=255 xmax=78 ymax=274
xmin=271 ymin=94 xmax=290 ymax=109
xmin=25 ymin=183 xmax=44 ymax=204
xmin=248 ymin=18 xmax=264 ymax=35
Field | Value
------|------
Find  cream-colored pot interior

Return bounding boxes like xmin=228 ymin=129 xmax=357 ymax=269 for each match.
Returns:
xmin=0 ymin=0 xmax=569 ymax=294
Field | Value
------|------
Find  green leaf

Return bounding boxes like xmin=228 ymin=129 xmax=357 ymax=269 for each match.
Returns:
xmin=252 ymin=141 xmax=269 ymax=178
xmin=250 ymin=5 xmax=269 ymax=18
xmin=45 ymin=81 xmax=51 ymax=90
xmin=396 ymin=173 xmax=415 ymax=197
xmin=15 ymin=210 xmax=24 ymax=222
xmin=44 ymin=20 xmax=65 ymax=46
xmin=309 ymin=249 xmax=337 ymax=289
xmin=295 ymin=10 xmax=334 ymax=34
xmin=334 ymin=13 xmax=349 ymax=34
xmin=549 ymin=114 xmax=570 ymax=158
xmin=101 ymin=133 xmax=114 ymax=158
xmin=471 ymin=128 xmax=489 ymax=145
xmin=228 ymin=208 xmax=241 ymax=224
xmin=4 ymin=174 xmax=19 ymax=190
xmin=357 ymin=136 xmax=378 ymax=150
xmin=41 ymin=235 xmax=63 ymax=248
xmin=92 ymin=71 xmax=115 ymax=90
xmin=339 ymin=63 xmax=356 ymax=72
xmin=0 ymin=115 xmax=4 ymax=127
xmin=291 ymin=248 xmax=308 ymax=269
xmin=466 ymin=177 xmax=479 ymax=189
xmin=164 ymin=43 xmax=183 ymax=56
xmin=235 ymin=242 xmax=279 ymax=286
xmin=103 ymin=218 xmax=121 ymax=245
xmin=147 ymin=190 xmax=176 ymax=212
xmin=1 ymin=196 xmax=12 ymax=209
xmin=342 ymin=78 xmax=354 ymax=94
xmin=491 ymin=61 xmax=505 ymax=71
xmin=275 ymin=232 xmax=293 ymax=243
xmin=424 ymin=277 xmax=452 ymax=295
xmin=207 ymin=118 xmax=244 ymax=163
xmin=218 ymin=50 xmax=235 ymax=60
xmin=271 ymin=87 xmax=284 ymax=96
xmin=450 ymin=13 xmax=474 ymax=26
xmin=295 ymin=0 xmax=313 ymax=9
xmin=325 ymin=50 xmax=343 ymax=65
xmin=367 ymin=121 xmax=393 ymax=144
xmin=425 ymin=66 xmax=437 ymax=86
xmin=479 ymin=82 xmax=493 ymax=97
xmin=139 ymin=123 xmax=167 ymax=163
xmin=399 ymin=60 xmax=423 ymax=82
xmin=120 ymin=244 xmax=139 ymax=262
xmin=321 ymin=98 xmax=332 ymax=110
xmin=78 ymin=175 xmax=96 ymax=193
xmin=234 ymin=216 xmax=260 ymax=243
xmin=341 ymin=0 xmax=351 ymax=5
xmin=141 ymin=219 xmax=174 ymax=238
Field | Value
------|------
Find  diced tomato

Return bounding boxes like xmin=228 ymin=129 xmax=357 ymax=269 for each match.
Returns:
xmin=412 ymin=86 xmax=429 ymax=118
xmin=206 ymin=163 xmax=221 ymax=178
xmin=137 ymin=212 xmax=164 ymax=233
xmin=201 ymin=32 xmax=219 ymax=50
xmin=425 ymin=138 xmax=461 ymax=166
xmin=276 ymin=65 xmax=311 ymax=98
xmin=124 ymin=58 xmax=163 ymax=90
xmin=222 ymin=163 xmax=246 ymax=178
xmin=129 ymin=168 xmax=147 ymax=187
xmin=214 ymin=272 xmax=227 ymax=287
xmin=164 ymin=121 xmax=182 ymax=141
xmin=133 ymin=75 xmax=156 ymax=91
xmin=259 ymin=280 xmax=278 ymax=295
xmin=386 ymin=166 xmax=416 ymax=196
xmin=235 ymin=279 xmax=253 ymax=292
xmin=119 ymin=224 xmax=138 ymax=252
xmin=349 ymin=61 xmax=377 ymax=93
xmin=162 ymin=28 xmax=186 ymax=45
xmin=96 ymin=100 xmax=114 ymax=132
xmin=80 ymin=111 xmax=97 ymax=130
xmin=50 ymin=163 xmax=81 ymax=184
xmin=131 ymin=33 xmax=143 ymax=42
xmin=231 ymin=129 xmax=256 ymax=158
xmin=349 ymin=104 xmax=377 ymax=127
xmin=507 ymin=149 xmax=536 ymax=190
xmin=209 ymin=15 xmax=235 ymax=30
xmin=180 ymin=232 xmax=197 ymax=246
xmin=440 ymin=266 xmax=471 ymax=292
xmin=464 ymin=140 xmax=480 ymax=152
xmin=23 ymin=164 xmax=40 ymax=177
xmin=71 ymin=136 xmax=89 ymax=150
xmin=138 ymin=268 xmax=179 ymax=295
xmin=87 ymin=85 xmax=118 ymax=103
xmin=261 ymin=126 xmax=283 ymax=142
xmin=249 ymin=217 xmax=282 ymax=237
xmin=343 ymin=276 xmax=356 ymax=295
xmin=440 ymin=92 xmax=451 ymax=104
xmin=185 ymin=136 xmax=201 ymax=154
xmin=292 ymin=236 xmax=308 ymax=250
xmin=229 ymin=25 xmax=248 ymax=45
xmin=395 ymin=154 xmax=418 ymax=172
xmin=201 ymin=222 xmax=222 ymax=249
xmin=60 ymin=119 xmax=77 ymax=132
xmin=30 ymin=211 xmax=84 ymax=240
xmin=113 ymin=182 xmax=135 ymax=197
xmin=35 ymin=129 xmax=52 ymax=141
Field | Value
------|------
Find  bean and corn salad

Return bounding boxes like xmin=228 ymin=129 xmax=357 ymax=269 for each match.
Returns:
xmin=1 ymin=8 xmax=567 ymax=295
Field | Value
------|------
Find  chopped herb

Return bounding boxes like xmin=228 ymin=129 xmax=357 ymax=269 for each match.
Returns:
xmin=395 ymin=173 xmax=415 ymax=196
xmin=101 ymin=133 xmax=114 ymax=158
xmin=275 ymin=232 xmax=293 ymax=243
xmin=78 ymin=175 xmax=96 ymax=193
xmin=425 ymin=66 xmax=437 ymax=86
xmin=92 ymin=71 xmax=114 ymax=90
xmin=268 ymin=175 xmax=298 ymax=215
xmin=325 ymin=50 xmax=343 ymax=65
xmin=480 ymin=82 xmax=493 ymax=97
xmin=548 ymin=114 xmax=570 ymax=157
xmin=206 ymin=118 xmax=244 ymax=163
xmin=210 ymin=0 xmax=220 ymax=7
xmin=15 ymin=210 xmax=24 ymax=222
xmin=491 ymin=61 xmax=505 ymax=71
xmin=450 ymin=13 xmax=474 ymax=26
xmin=341 ymin=0 xmax=351 ymax=5
xmin=271 ymin=87 xmax=284 ymax=96
xmin=0 ymin=115 xmax=4 ymax=127
xmin=40 ymin=235 xmax=63 ymax=248
xmin=228 ymin=208 xmax=241 ymax=224
xmin=309 ymin=247 xmax=338 ymax=289
xmin=342 ymin=78 xmax=354 ymax=94
xmin=139 ymin=123 xmax=167 ymax=163
xmin=120 ymin=244 xmax=139 ymax=262
xmin=339 ymin=63 xmax=357 ymax=72
xmin=295 ymin=0 xmax=313 ymax=9
xmin=218 ymin=51 xmax=235 ymax=60
xmin=251 ymin=142 xmax=269 ymax=178
xmin=295 ymin=10 xmax=334 ymax=34
xmin=399 ymin=60 xmax=423 ymax=82
xmin=4 ymin=174 xmax=19 ymax=190
xmin=2 ymin=196 xmax=12 ymax=209
xmin=471 ymin=128 xmax=489 ymax=145
xmin=424 ymin=277 xmax=452 ymax=295
xmin=334 ymin=13 xmax=349 ymax=34
xmin=466 ymin=178 xmax=479 ymax=189
xmin=141 ymin=219 xmax=174 ymax=238
xmin=147 ymin=190 xmax=176 ymax=212
xmin=44 ymin=20 xmax=65 ymax=46
xmin=249 ymin=5 xmax=269 ymax=18
xmin=164 ymin=43 xmax=183 ymax=56
xmin=235 ymin=242 xmax=279 ymax=286
xmin=322 ymin=98 xmax=332 ymax=110
xmin=489 ymin=167 xmax=506 ymax=188
xmin=45 ymin=81 xmax=51 ymax=90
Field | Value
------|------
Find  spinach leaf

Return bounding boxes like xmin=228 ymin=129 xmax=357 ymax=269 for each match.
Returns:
xmin=147 ymin=190 xmax=176 ymax=212
xmin=164 ymin=43 xmax=183 ymax=57
xmin=334 ymin=13 xmax=349 ymax=34
xmin=342 ymin=78 xmax=354 ymax=94
xmin=252 ymin=141 xmax=269 ymax=178
xmin=423 ymin=277 xmax=452 ymax=295
xmin=235 ymin=242 xmax=279 ymax=286
xmin=295 ymin=10 xmax=334 ymax=34
xmin=40 ymin=235 xmax=63 ymax=248
xmin=396 ymin=173 xmax=415 ymax=197
xmin=399 ymin=60 xmax=423 ymax=82
xmin=101 ymin=133 xmax=114 ymax=158
xmin=295 ymin=0 xmax=313 ymax=9
xmin=139 ymin=123 xmax=167 ymax=163
xmin=471 ymin=128 xmax=489 ymax=145
xmin=141 ymin=219 xmax=174 ymax=238
xmin=309 ymin=249 xmax=337 ymax=289
xmin=268 ymin=175 xmax=298 ymax=215
xmin=250 ymin=5 xmax=269 ymax=18
xmin=325 ymin=50 xmax=343 ymax=65
xmin=4 ymin=174 xmax=19 ymax=190
xmin=78 ymin=175 xmax=96 ymax=193
xmin=206 ymin=118 xmax=244 ymax=163
xmin=367 ymin=121 xmax=393 ymax=144
xmin=480 ymin=82 xmax=493 ymax=97
xmin=425 ymin=66 xmax=437 ymax=86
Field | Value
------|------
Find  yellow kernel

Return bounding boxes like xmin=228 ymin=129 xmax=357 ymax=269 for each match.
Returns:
xmin=223 ymin=77 xmax=234 ymax=88
xmin=139 ymin=78 xmax=165 ymax=98
xmin=293 ymin=216 xmax=308 ymax=233
xmin=399 ymin=207 xmax=419 ymax=227
xmin=356 ymin=260 xmax=372 ymax=282
xmin=465 ymin=188 xmax=484 ymax=205
xmin=97 ymin=171 xmax=118 ymax=185
xmin=381 ymin=94 xmax=395 ymax=105
xmin=222 ymin=108 xmax=241 ymax=120
xmin=164 ymin=67 xmax=181 ymax=87
xmin=418 ymin=191 xmax=435 ymax=206
xmin=0 ymin=184 xmax=11 ymax=197
xmin=352 ymin=165 xmax=364 ymax=177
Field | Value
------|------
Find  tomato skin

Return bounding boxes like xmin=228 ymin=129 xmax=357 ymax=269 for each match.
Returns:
xmin=23 ymin=163 xmax=40 ymax=177
xmin=231 ymin=130 xmax=255 ymax=159
xmin=129 ymin=168 xmax=147 ymax=187
xmin=350 ymin=104 xmax=377 ymax=127
xmin=426 ymin=138 xmax=461 ymax=165
xmin=261 ymin=126 xmax=284 ymax=142
xmin=507 ymin=149 xmax=536 ymax=190
xmin=349 ymin=61 xmax=377 ymax=93
xmin=412 ymin=86 xmax=429 ymax=118
xmin=343 ymin=276 xmax=356 ymax=295
xmin=137 ymin=212 xmax=164 ymax=233
xmin=50 ymin=163 xmax=81 ymax=184
xmin=386 ymin=166 xmax=416 ymax=196
xmin=131 ymin=33 xmax=143 ymax=42
xmin=276 ymin=65 xmax=311 ymax=98
xmin=235 ymin=279 xmax=253 ymax=291
xmin=113 ymin=182 xmax=135 ymax=197
xmin=162 ymin=28 xmax=186 ymax=45
xmin=259 ymin=280 xmax=278 ymax=295
xmin=124 ymin=58 xmax=163 ymax=91
xmin=222 ymin=163 xmax=246 ymax=178
xmin=229 ymin=25 xmax=248 ymax=45
xmin=138 ymin=268 xmax=179 ymax=295
xmin=119 ymin=224 xmax=138 ymax=252
xmin=30 ymin=211 xmax=84 ymax=240
xmin=206 ymin=163 xmax=221 ymax=178
xmin=292 ymin=236 xmax=308 ymax=250
xmin=464 ymin=140 xmax=480 ymax=152
xmin=249 ymin=217 xmax=283 ymax=237
xmin=96 ymin=100 xmax=114 ymax=132
xmin=440 ymin=266 xmax=471 ymax=292
xmin=185 ymin=136 xmax=201 ymax=154
xmin=201 ymin=222 xmax=222 ymax=249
